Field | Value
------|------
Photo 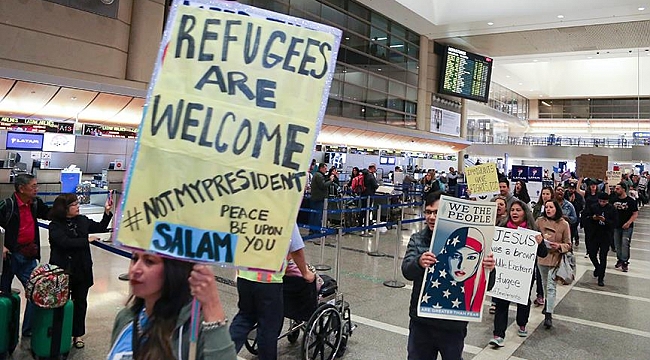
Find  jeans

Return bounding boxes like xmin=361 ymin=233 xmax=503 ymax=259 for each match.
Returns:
xmin=537 ymin=265 xmax=557 ymax=314
xmin=613 ymin=227 xmax=633 ymax=263
xmin=407 ymin=319 xmax=466 ymax=360
xmin=230 ymin=279 xmax=283 ymax=360
xmin=0 ymin=252 xmax=37 ymax=335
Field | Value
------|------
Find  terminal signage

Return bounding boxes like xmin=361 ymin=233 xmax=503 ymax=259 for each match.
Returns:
xmin=6 ymin=131 xmax=44 ymax=150
xmin=0 ymin=117 xmax=74 ymax=134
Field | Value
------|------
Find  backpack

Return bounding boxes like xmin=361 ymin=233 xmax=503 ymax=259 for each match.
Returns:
xmin=26 ymin=264 xmax=69 ymax=309
xmin=351 ymin=174 xmax=366 ymax=194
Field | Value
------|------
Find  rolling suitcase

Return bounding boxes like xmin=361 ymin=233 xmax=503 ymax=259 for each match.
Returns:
xmin=0 ymin=290 xmax=20 ymax=360
xmin=31 ymin=300 xmax=73 ymax=360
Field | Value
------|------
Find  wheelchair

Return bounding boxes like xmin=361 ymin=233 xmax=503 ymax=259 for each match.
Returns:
xmin=245 ymin=274 xmax=355 ymax=360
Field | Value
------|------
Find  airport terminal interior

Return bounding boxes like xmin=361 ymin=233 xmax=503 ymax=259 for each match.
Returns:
xmin=2 ymin=0 xmax=650 ymax=359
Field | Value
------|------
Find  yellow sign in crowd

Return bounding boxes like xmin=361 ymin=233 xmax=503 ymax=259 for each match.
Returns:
xmin=116 ymin=2 xmax=342 ymax=272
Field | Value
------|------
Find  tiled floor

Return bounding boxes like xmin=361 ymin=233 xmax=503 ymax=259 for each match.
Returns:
xmin=7 ymin=205 xmax=650 ymax=359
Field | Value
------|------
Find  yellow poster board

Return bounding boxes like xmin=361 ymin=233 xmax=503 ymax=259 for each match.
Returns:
xmin=465 ymin=163 xmax=499 ymax=197
xmin=114 ymin=1 xmax=341 ymax=272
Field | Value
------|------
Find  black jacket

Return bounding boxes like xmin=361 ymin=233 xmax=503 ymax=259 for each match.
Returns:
xmin=48 ymin=212 xmax=113 ymax=287
xmin=586 ymin=203 xmax=617 ymax=242
xmin=0 ymin=194 xmax=50 ymax=259
xmin=361 ymin=170 xmax=378 ymax=196
xmin=401 ymin=227 xmax=467 ymax=331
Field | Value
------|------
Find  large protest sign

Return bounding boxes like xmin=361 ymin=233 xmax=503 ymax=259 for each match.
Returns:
xmin=576 ymin=154 xmax=608 ymax=179
xmin=418 ymin=196 xmax=496 ymax=322
xmin=487 ymin=226 xmax=540 ymax=305
xmin=114 ymin=0 xmax=341 ymax=272
xmin=465 ymin=163 xmax=499 ymax=197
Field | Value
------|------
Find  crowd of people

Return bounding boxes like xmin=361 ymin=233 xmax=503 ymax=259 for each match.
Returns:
xmin=0 ymin=167 xmax=644 ymax=359
xmin=401 ymin=169 xmax=643 ymax=358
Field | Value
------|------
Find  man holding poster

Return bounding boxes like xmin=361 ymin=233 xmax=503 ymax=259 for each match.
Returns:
xmin=402 ymin=192 xmax=495 ymax=360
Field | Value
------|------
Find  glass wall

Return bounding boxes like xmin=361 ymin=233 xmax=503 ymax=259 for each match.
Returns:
xmin=538 ymin=98 xmax=650 ymax=119
xmin=487 ymin=83 xmax=528 ymax=122
xmin=237 ymin=0 xmax=421 ymax=128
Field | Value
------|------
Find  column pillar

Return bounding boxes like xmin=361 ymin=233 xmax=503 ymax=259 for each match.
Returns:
xmin=458 ymin=99 xmax=468 ymax=172
xmin=126 ymin=0 xmax=165 ymax=83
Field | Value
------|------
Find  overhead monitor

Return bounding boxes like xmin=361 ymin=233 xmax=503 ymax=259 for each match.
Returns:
xmin=42 ymin=132 xmax=76 ymax=153
xmin=5 ymin=131 xmax=44 ymax=151
xmin=438 ymin=45 xmax=493 ymax=103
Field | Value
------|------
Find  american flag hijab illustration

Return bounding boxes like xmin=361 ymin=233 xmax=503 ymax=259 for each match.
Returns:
xmin=421 ymin=226 xmax=486 ymax=312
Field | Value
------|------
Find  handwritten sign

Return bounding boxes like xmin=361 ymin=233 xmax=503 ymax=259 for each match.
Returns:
xmin=606 ymin=170 xmax=622 ymax=182
xmin=576 ymin=154 xmax=608 ymax=179
xmin=418 ymin=196 xmax=495 ymax=322
xmin=465 ymin=163 xmax=499 ymax=197
xmin=487 ymin=226 xmax=539 ymax=305
xmin=114 ymin=0 xmax=341 ymax=272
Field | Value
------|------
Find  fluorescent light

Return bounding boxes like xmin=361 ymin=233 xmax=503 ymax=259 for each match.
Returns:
xmin=557 ymin=14 xmax=564 ymax=19
xmin=487 ymin=22 xmax=494 ymax=26
xmin=376 ymin=37 xmax=387 ymax=41
xmin=541 ymin=101 xmax=551 ymax=107
xmin=639 ymin=7 xmax=646 ymax=11
xmin=390 ymin=44 xmax=404 ymax=48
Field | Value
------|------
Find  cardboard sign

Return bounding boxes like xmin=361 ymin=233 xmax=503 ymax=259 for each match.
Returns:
xmin=487 ymin=226 xmax=540 ymax=305
xmin=465 ymin=163 xmax=499 ymax=197
xmin=417 ymin=196 xmax=496 ymax=322
xmin=576 ymin=154 xmax=608 ymax=180
xmin=114 ymin=0 xmax=341 ymax=272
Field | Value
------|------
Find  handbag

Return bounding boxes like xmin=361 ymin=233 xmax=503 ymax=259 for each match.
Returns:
xmin=555 ymin=251 xmax=576 ymax=285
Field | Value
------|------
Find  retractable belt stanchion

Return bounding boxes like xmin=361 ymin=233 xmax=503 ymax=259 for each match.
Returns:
xmin=0 ymin=226 xmax=4 ymax=276
xmin=314 ymin=198 xmax=332 ymax=271
xmin=360 ymin=197 xmax=373 ymax=238
xmin=383 ymin=219 xmax=405 ymax=288
xmin=335 ymin=227 xmax=343 ymax=285
xmin=367 ymin=205 xmax=385 ymax=257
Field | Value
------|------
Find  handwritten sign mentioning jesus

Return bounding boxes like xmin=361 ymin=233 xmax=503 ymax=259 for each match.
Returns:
xmin=114 ymin=1 xmax=341 ymax=272
xmin=487 ymin=226 xmax=539 ymax=305
xmin=465 ymin=163 xmax=499 ymax=197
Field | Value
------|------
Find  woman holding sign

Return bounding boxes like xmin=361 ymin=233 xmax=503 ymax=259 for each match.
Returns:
xmin=535 ymin=199 xmax=572 ymax=329
xmin=108 ymin=252 xmax=236 ymax=360
xmin=489 ymin=199 xmax=547 ymax=347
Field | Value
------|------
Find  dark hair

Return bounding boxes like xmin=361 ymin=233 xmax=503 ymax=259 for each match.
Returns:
xmin=618 ymin=181 xmax=629 ymax=191
xmin=425 ymin=191 xmax=443 ymax=207
xmin=49 ymin=193 xmax=78 ymax=221
xmin=351 ymin=167 xmax=359 ymax=176
xmin=543 ymin=199 xmax=563 ymax=221
xmin=129 ymin=256 xmax=193 ymax=360
xmin=14 ymin=173 xmax=35 ymax=192
xmin=513 ymin=180 xmax=531 ymax=204
xmin=536 ymin=186 xmax=554 ymax=204
xmin=499 ymin=199 xmax=538 ymax=230
xmin=498 ymin=177 xmax=510 ymax=187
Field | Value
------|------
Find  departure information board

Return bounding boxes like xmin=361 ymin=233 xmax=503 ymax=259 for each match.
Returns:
xmin=438 ymin=46 xmax=493 ymax=103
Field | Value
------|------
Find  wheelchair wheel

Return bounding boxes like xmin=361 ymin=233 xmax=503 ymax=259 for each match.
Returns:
xmin=244 ymin=327 xmax=259 ymax=355
xmin=301 ymin=304 xmax=343 ymax=360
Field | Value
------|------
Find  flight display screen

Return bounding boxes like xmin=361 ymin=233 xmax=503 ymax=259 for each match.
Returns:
xmin=438 ymin=45 xmax=493 ymax=103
